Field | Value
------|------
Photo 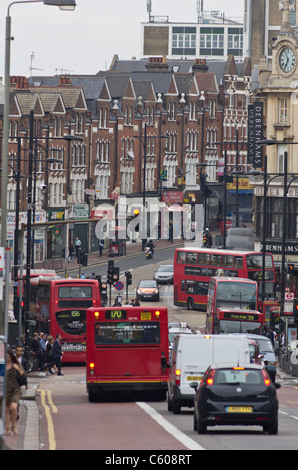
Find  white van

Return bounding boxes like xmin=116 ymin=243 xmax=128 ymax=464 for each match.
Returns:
xmin=168 ymin=334 xmax=251 ymax=414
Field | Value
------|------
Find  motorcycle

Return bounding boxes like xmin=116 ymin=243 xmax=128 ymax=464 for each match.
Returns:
xmin=202 ymin=230 xmax=213 ymax=248
xmin=145 ymin=246 xmax=153 ymax=259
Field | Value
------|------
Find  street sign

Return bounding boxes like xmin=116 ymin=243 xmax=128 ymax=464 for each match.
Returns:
xmin=285 ymin=292 xmax=294 ymax=301
xmin=114 ymin=281 xmax=124 ymax=291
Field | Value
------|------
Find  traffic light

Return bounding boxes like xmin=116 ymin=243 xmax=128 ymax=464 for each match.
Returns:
xmin=77 ymin=250 xmax=87 ymax=266
xmin=288 ymin=263 xmax=295 ymax=274
xmin=293 ymin=298 xmax=298 ymax=326
xmin=107 ymin=260 xmax=114 ymax=285
xmin=125 ymin=271 xmax=132 ymax=285
xmin=112 ymin=267 xmax=120 ymax=283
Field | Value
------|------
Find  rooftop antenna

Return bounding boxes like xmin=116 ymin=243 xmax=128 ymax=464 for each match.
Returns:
xmin=147 ymin=0 xmax=152 ymax=21
xmin=29 ymin=52 xmax=44 ymax=84
xmin=197 ymin=0 xmax=204 ymax=22
xmin=55 ymin=68 xmax=74 ymax=74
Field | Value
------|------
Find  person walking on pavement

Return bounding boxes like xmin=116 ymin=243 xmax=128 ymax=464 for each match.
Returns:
xmin=5 ymin=348 xmax=27 ymax=435
xmin=40 ymin=334 xmax=63 ymax=375
xmin=53 ymin=334 xmax=64 ymax=376
xmin=75 ymin=237 xmax=81 ymax=259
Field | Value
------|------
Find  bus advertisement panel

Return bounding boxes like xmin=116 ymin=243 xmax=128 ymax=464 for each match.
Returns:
xmin=173 ymin=248 xmax=276 ymax=311
xmin=86 ymin=306 xmax=169 ymax=402
xmin=205 ymin=277 xmax=259 ymax=334
xmin=29 ymin=277 xmax=101 ymax=362
xmin=212 ymin=308 xmax=264 ymax=335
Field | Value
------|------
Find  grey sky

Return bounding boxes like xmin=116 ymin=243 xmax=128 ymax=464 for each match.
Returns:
xmin=0 ymin=0 xmax=244 ymax=77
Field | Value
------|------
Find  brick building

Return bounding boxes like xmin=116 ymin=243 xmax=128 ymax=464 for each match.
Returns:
xmin=0 ymin=54 xmax=252 ymax=264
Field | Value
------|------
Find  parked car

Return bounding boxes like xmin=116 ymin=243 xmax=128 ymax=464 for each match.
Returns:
xmin=191 ymin=363 xmax=279 ymax=435
xmin=153 ymin=265 xmax=174 ymax=284
xmin=136 ymin=280 xmax=160 ymax=302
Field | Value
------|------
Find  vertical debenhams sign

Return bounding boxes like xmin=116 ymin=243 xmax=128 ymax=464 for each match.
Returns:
xmin=248 ymin=102 xmax=264 ymax=168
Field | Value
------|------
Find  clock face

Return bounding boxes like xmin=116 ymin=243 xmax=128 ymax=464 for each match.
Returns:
xmin=279 ymin=47 xmax=296 ymax=73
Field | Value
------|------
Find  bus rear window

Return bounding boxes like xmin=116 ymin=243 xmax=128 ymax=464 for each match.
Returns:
xmin=95 ymin=322 xmax=160 ymax=345
xmin=58 ymin=286 xmax=92 ymax=299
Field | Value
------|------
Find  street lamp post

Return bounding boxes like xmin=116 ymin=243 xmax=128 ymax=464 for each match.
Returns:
xmin=0 ymin=0 xmax=76 ymax=427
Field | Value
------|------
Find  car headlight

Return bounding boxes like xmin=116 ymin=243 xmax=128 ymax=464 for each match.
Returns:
xmin=137 ymin=289 xmax=142 ymax=294
xmin=154 ymin=289 xmax=159 ymax=294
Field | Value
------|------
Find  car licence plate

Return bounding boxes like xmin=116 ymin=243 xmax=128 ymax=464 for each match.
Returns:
xmin=187 ymin=376 xmax=202 ymax=381
xmin=226 ymin=406 xmax=253 ymax=413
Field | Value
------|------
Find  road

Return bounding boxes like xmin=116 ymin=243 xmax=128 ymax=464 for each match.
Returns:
xmin=36 ymin=250 xmax=298 ymax=452
xmin=37 ymin=367 xmax=298 ymax=451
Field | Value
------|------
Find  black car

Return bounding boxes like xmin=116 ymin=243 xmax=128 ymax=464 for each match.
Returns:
xmin=191 ymin=363 xmax=279 ymax=435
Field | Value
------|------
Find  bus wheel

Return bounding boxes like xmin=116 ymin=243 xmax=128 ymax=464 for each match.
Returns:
xmin=187 ymin=297 xmax=194 ymax=310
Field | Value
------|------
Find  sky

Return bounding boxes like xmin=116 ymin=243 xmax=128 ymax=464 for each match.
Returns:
xmin=0 ymin=0 xmax=244 ymax=78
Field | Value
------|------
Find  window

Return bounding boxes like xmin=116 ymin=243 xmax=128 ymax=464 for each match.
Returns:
xmin=172 ymin=27 xmax=196 ymax=56
xmin=177 ymin=251 xmax=186 ymax=264
xmin=186 ymin=252 xmax=198 ymax=264
xmin=200 ymin=27 xmax=224 ymax=56
xmin=278 ymin=98 xmax=288 ymax=123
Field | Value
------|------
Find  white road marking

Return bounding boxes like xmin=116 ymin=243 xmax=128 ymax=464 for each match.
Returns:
xmin=136 ymin=401 xmax=205 ymax=451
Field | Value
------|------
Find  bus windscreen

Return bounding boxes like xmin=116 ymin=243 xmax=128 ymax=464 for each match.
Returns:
xmin=216 ymin=282 xmax=257 ymax=309
xmin=95 ymin=322 xmax=160 ymax=345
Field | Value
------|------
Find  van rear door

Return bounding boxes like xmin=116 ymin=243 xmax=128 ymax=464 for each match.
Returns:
xmin=180 ymin=336 xmax=214 ymax=396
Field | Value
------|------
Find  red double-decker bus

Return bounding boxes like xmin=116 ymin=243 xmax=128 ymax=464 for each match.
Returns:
xmin=86 ymin=306 xmax=169 ymax=402
xmin=173 ymin=248 xmax=276 ymax=311
xmin=205 ymin=276 xmax=265 ymax=334
xmin=29 ymin=277 xmax=101 ymax=363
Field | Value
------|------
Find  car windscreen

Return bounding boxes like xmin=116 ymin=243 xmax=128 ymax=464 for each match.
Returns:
xmin=139 ymin=281 xmax=157 ymax=287
xmin=214 ymin=368 xmax=263 ymax=385
xmin=158 ymin=266 xmax=173 ymax=272
xmin=256 ymin=338 xmax=274 ymax=353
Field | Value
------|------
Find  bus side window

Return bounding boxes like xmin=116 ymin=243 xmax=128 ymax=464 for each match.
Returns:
xmin=234 ymin=256 xmax=243 ymax=269
xmin=177 ymin=251 xmax=186 ymax=264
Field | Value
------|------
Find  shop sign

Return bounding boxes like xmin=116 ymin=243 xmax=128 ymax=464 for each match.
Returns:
xmin=48 ymin=209 xmax=65 ymax=221
xmin=74 ymin=204 xmax=89 ymax=219
xmin=162 ymin=191 xmax=183 ymax=204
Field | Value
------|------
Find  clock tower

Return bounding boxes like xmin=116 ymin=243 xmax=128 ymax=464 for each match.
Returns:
xmin=252 ymin=0 xmax=298 ymax=293
xmin=269 ymin=0 xmax=298 ymax=85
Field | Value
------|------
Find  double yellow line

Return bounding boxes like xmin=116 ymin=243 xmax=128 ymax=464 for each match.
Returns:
xmin=40 ymin=390 xmax=58 ymax=450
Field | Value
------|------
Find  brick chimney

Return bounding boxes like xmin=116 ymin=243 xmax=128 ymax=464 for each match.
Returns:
xmin=58 ymin=76 xmax=72 ymax=86
xmin=145 ymin=56 xmax=169 ymax=72
xmin=192 ymin=58 xmax=209 ymax=74
xmin=11 ymin=76 xmax=29 ymax=89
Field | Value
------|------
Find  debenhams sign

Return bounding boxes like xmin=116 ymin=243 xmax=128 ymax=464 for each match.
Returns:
xmin=248 ymin=102 xmax=264 ymax=169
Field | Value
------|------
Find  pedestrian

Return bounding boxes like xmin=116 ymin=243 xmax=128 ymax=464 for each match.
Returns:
xmin=75 ymin=237 xmax=81 ymax=259
xmin=44 ymin=336 xmax=57 ymax=374
xmin=98 ymin=239 xmax=104 ymax=256
xmin=5 ymin=347 xmax=27 ymax=436
xmin=38 ymin=332 xmax=46 ymax=368
xmin=14 ymin=345 xmax=28 ymax=376
xmin=68 ymin=241 xmax=75 ymax=262
xmin=53 ymin=334 xmax=64 ymax=376
xmin=41 ymin=334 xmax=63 ymax=375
